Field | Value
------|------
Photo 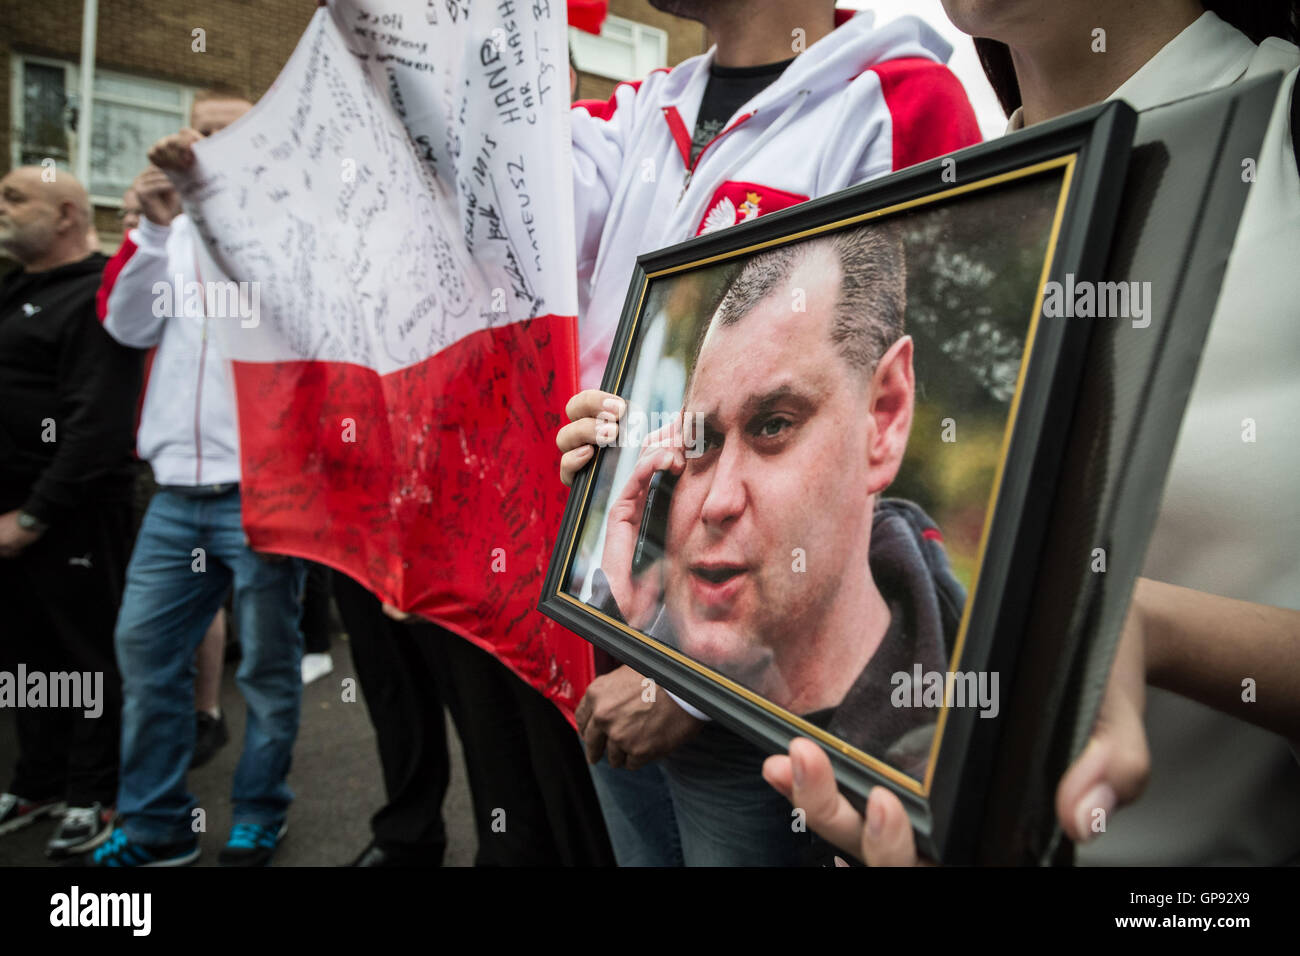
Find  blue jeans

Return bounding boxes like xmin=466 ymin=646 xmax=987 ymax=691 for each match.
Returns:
xmin=589 ymin=759 xmax=683 ymax=866
xmin=591 ymin=722 xmax=834 ymax=866
xmin=114 ymin=487 xmax=305 ymax=845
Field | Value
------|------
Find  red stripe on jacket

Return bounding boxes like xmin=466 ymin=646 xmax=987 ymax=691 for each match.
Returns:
xmin=96 ymin=234 xmax=137 ymax=321
xmin=572 ymin=67 xmax=670 ymax=121
xmin=865 ymin=58 xmax=982 ymax=171
xmin=95 ymin=233 xmax=153 ymax=446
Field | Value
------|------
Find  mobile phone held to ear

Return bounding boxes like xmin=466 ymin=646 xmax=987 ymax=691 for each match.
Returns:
xmin=633 ymin=469 xmax=678 ymax=576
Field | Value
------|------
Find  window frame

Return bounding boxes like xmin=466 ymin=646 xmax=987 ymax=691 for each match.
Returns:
xmin=9 ymin=53 xmax=195 ymax=207
xmin=568 ymin=14 xmax=669 ymax=83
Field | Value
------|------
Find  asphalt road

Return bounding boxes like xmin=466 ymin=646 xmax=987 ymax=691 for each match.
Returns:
xmin=0 ymin=633 xmax=477 ymax=867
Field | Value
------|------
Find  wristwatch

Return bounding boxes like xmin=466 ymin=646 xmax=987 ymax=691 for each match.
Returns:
xmin=16 ymin=511 xmax=48 ymax=534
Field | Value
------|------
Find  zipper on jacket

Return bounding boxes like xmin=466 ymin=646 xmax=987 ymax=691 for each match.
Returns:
xmin=678 ymin=90 xmax=812 ymax=222
xmin=676 ymin=110 xmax=756 ymax=205
xmin=194 ymin=315 xmax=207 ymax=484
xmin=192 ymin=249 xmax=207 ymax=486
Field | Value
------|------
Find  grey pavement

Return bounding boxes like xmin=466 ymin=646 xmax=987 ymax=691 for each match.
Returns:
xmin=0 ymin=633 xmax=477 ymax=866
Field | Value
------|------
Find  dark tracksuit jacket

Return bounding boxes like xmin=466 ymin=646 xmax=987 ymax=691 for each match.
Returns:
xmin=0 ymin=253 xmax=142 ymax=522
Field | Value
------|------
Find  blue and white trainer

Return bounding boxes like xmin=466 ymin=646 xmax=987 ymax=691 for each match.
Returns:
xmin=89 ymin=828 xmax=200 ymax=867
xmin=218 ymin=821 xmax=288 ymax=867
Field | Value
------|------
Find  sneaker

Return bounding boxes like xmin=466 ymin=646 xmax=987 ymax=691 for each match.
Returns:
xmin=191 ymin=710 xmax=229 ymax=770
xmin=89 ymin=828 xmax=200 ymax=867
xmin=47 ymin=803 xmax=115 ymax=859
xmin=301 ymin=651 xmax=334 ymax=685
xmin=0 ymin=793 xmax=66 ymax=836
xmin=218 ymin=821 xmax=288 ymax=867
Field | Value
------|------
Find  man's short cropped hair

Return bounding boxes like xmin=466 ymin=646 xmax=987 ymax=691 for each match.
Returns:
xmin=711 ymin=223 xmax=906 ymax=373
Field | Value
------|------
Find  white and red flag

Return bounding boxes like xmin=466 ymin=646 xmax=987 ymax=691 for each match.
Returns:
xmin=182 ymin=0 xmax=591 ymax=719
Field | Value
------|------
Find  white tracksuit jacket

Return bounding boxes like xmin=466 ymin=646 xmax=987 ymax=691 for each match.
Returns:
xmin=104 ymin=215 xmax=241 ymax=487
xmin=570 ymin=10 xmax=982 ymax=387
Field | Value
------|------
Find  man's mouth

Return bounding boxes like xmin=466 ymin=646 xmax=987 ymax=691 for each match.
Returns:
xmin=687 ymin=562 xmax=749 ymax=610
xmin=692 ymin=564 xmax=745 ymax=584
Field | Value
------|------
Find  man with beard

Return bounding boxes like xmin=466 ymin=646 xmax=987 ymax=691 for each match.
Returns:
xmin=0 ymin=166 xmax=142 ymax=859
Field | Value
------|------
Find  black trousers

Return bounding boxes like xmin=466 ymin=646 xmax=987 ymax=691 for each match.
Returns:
xmin=333 ymin=571 xmax=449 ymax=863
xmin=300 ymin=562 xmax=334 ymax=655
xmin=0 ymin=502 xmax=129 ymax=806
xmin=434 ymin=621 xmax=615 ymax=867
xmin=333 ymin=572 xmax=614 ymax=866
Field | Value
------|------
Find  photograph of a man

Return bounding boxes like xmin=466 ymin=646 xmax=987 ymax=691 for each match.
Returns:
xmin=588 ymin=224 xmax=967 ymax=779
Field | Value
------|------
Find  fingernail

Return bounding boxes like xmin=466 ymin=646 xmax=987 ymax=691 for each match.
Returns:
xmin=833 ymin=856 xmax=850 ymax=868
xmin=1073 ymin=783 xmax=1117 ymax=843
xmin=596 ymin=423 xmax=616 ymax=443
xmin=603 ymin=397 xmax=625 ymax=417
xmin=867 ymin=789 xmax=885 ymax=839
xmin=660 ymin=452 xmax=674 ymax=470
xmin=597 ymin=410 xmax=615 ymax=423
xmin=791 ymin=749 xmax=805 ymax=790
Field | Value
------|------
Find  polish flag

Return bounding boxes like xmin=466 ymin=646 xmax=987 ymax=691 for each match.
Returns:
xmin=182 ymin=1 xmax=592 ymax=720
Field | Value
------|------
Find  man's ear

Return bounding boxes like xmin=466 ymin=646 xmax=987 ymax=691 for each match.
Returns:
xmin=56 ymin=199 xmax=80 ymax=236
xmin=866 ymin=335 xmax=914 ymax=496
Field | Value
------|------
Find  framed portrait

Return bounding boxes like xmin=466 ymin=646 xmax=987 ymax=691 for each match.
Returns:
xmin=541 ymin=101 xmax=1137 ymax=863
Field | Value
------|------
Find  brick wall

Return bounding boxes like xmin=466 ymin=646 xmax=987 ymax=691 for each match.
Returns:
xmin=1 ymin=0 xmax=316 ymax=249
xmin=2 ymin=0 xmax=707 ymax=251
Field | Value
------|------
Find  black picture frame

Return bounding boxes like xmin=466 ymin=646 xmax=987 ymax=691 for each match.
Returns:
xmin=976 ymin=74 xmax=1282 ymax=865
xmin=540 ymin=100 xmax=1137 ymax=864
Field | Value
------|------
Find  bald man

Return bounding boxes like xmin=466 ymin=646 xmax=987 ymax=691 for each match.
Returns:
xmin=0 ymin=166 xmax=143 ymax=859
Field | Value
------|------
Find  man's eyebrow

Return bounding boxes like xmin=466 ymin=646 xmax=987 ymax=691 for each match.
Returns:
xmin=685 ymin=378 xmax=824 ymax=429
xmin=688 ymin=383 xmax=820 ymax=423
xmin=747 ymin=384 xmax=819 ymax=417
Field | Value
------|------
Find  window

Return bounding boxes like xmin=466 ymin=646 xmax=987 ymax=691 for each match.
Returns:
xmin=18 ymin=62 xmax=72 ymax=168
xmin=569 ymin=15 xmax=668 ymax=82
xmin=12 ymin=56 xmax=193 ymax=205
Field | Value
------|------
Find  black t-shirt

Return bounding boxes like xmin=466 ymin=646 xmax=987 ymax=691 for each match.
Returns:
xmin=689 ymin=57 xmax=796 ymax=165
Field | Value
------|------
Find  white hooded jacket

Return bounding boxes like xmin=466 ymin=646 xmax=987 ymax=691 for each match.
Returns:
xmin=570 ymin=10 xmax=982 ymax=387
xmin=103 ymin=215 xmax=241 ymax=487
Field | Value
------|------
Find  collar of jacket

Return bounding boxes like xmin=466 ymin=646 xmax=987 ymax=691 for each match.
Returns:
xmin=653 ymin=9 xmax=954 ymax=169
xmin=1006 ymin=10 xmax=1264 ymax=132
xmin=1111 ymin=10 xmax=1258 ymax=112
xmin=0 ymin=251 xmax=107 ymax=300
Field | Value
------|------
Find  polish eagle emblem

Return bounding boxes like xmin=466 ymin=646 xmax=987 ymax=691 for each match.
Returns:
xmin=700 ymin=190 xmax=762 ymax=234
